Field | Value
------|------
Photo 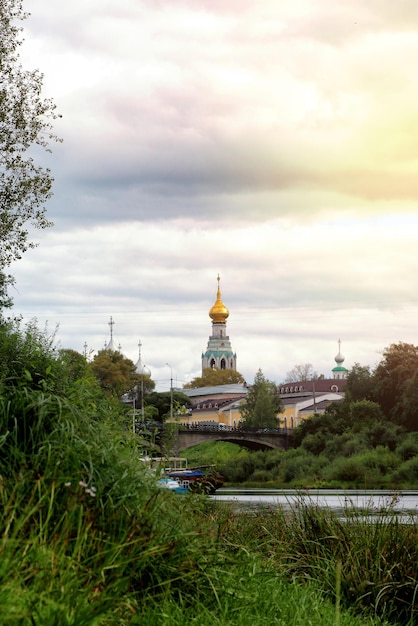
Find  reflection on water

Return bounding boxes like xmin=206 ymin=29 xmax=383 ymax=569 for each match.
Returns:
xmin=211 ymin=488 xmax=418 ymax=518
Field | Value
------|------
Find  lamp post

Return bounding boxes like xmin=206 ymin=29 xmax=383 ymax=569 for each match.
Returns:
xmin=165 ymin=362 xmax=174 ymax=421
xmin=132 ymin=386 xmax=137 ymax=434
xmin=141 ymin=364 xmax=151 ymax=424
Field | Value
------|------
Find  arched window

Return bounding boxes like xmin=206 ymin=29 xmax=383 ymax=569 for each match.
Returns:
xmin=220 ymin=358 xmax=226 ymax=370
xmin=210 ymin=358 xmax=216 ymax=368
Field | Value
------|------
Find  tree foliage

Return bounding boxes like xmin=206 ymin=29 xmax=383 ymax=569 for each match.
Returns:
xmin=240 ymin=369 xmax=282 ymax=428
xmin=89 ymin=349 xmax=154 ymax=399
xmin=145 ymin=390 xmax=191 ymax=422
xmin=0 ymin=0 xmax=60 ymax=303
xmin=345 ymin=363 xmax=373 ymax=402
xmin=184 ymin=367 xmax=246 ymax=388
xmin=372 ymin=342 xmax=418 ymax=431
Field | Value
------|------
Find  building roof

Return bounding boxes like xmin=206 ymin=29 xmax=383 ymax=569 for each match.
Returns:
xmin=181 ymin=384 xmax=248 ymax=398
xmin=279 ymin=378 xmax=347 ymax=395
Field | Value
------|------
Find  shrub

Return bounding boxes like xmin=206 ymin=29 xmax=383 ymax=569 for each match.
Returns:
xmin=325 ymin=457 xmax=366 ymax=484
xmin=390 ymin=456 xmax=418 ymax=483
xmin=395 ymin=433 xmax=418 ymax=461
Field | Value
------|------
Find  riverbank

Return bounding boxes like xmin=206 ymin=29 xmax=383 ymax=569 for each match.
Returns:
xmin=208 ymin=495 xmax=417 ymax=626
xmin=2 ymin=480 xmax=416 ymax=625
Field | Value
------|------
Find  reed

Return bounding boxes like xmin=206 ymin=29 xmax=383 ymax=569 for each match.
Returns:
xmin=217 ymin=496 xmax=417 ymax=625
xmin=0 ymin=321 xmax=410 ymax=624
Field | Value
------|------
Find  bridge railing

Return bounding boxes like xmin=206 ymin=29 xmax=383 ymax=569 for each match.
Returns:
xmin=178 ymin=423 xmax=291 ymax=435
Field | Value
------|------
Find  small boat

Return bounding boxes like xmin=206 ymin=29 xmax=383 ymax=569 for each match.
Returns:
xmin=150 ymin=457 xmax=224 ymax=494
xmin=167 ymin=466 xmax=224 ymax=494
xmin=157 ymin=477 xmax=188 ymax=494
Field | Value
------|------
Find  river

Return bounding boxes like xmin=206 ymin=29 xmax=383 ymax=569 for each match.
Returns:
xmin=211 ymin=488 xmax=418 ymax=518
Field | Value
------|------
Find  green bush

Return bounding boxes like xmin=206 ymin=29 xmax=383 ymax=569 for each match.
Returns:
xmin=390 ymin=456 xmax=418 ymax=483
xmin=325 ymin=457 xmax=366 ymax=484
xmin=323 ymin=432 xmax=368 ymax=458
xmin=395 ymin=433 xmax=418 ymax=461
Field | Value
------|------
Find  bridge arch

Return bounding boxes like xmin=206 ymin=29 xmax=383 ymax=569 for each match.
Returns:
xmin=175 ymin=429 xmax=291 ymax=454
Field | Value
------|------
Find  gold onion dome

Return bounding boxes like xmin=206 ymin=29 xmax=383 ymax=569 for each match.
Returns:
xmin=209 ymin=274 xmax=229 ymax=323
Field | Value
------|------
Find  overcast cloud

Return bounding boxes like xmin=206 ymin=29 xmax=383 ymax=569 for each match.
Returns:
xmin=9 ymin=0 xmax=418 ymax=390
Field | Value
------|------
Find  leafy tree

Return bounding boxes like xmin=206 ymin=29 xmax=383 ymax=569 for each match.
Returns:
xmin=292 ymin=401 xmax=348 ymax=448
xmin=372 ymin=342 xmax=418 ymax=430
xmin=0 ymin=1 xmax=60 ymax=305
xmin=240 ymin=369 xmax=282 ymax=428
xmin=89 ymin=349 xmax=154 ymax=399
xmin=58 ymin=348 xmax=89 ymax=382
xmin=184 ymin=367 xmax=246 ymax=388
xmin=347 ymin=399 xmax=385 ymax=432
xmin=145 ymin=390 xmax=191 ymax=422
xmin=345 ymin=363 xmax=374 ymax=402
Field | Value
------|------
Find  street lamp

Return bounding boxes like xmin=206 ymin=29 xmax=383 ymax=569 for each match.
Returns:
xmin=141 ymin=364 xmax=151 ymax=423
xmin=132 ymin=385 xmax=138 ymax=434
xmin=165 ymin=362 xmax=174 ymax=421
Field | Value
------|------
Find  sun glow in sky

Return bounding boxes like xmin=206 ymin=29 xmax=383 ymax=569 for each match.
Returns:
xmin=10 ymin=0 xmax=418 ymax=390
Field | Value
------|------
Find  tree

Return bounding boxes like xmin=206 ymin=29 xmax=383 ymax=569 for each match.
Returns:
xmin=240 ymin=369 xmax=282 ymax=428
xmin=89 ymin=349 xmax=154 ymax=399
xmin=284 ymin=363 xmax=317 ymax=383
xmin=145 ymin=390 xmax=191 ymax=422
xmin=348 ymin=400 xmax=386 ymax=432
xmin=345 ymin=363 xmax=374 ymax=402
xmin=0 ymin=1 xmax=60 ymax=304
xmin=184 ymin=367 xmax=246 ymax=389
xmin=372 ymin=342 xmax=418 ymax=431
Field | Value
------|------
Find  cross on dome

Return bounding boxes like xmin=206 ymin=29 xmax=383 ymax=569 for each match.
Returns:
xmin=209 ymin=274 xmax=229 ymax=323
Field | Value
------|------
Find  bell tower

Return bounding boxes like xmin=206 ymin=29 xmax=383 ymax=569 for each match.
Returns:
xmin=201 ymin=275 xmax=237 ymax=374
xmin=332 ymin=339 xmax=348 ymax=379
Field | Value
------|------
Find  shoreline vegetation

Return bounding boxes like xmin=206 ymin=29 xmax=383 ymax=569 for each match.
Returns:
xmin=185 ymin=439 xmax=418 ymax=491
xmin=0 ymin=320 xmax=417 ymax=624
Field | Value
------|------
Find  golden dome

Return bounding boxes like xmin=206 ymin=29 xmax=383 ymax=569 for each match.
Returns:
xmin=209 ymin=275 xmax=229 ymax=323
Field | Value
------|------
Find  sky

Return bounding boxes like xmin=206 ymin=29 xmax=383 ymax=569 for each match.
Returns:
xmin=8 ymin=0 xmax=418 ymax=391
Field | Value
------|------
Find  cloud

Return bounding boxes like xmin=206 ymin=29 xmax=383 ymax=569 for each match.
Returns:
xmin=8 ymin=0 xmax=418 ymax=390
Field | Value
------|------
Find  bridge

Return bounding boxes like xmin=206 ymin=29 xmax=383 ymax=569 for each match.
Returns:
xmin=175 ymin=428 xmax=293 ymax=453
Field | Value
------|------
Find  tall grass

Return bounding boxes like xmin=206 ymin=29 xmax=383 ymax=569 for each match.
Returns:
xmin=0 ymin=389 xmax=400 ymax=624
xmin=0 ymin=321 xmax=413 ymax=624
xmin=218 ymin=496 xmax=417 ymax=625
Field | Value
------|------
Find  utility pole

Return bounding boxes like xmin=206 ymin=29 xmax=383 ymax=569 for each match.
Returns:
xmin=141 ymin=364 xmax=151 ymax=423
xmin=166 ymin=362 xmax=173 ymax=421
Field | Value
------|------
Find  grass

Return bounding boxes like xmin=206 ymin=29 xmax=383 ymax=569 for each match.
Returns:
xmin=0 ymin=324 xmax=415 ymax=625
xmin=216 ymin=496 xmax=418 ymax=626
xmin=1 ymin=471 xmax=408 ymax=625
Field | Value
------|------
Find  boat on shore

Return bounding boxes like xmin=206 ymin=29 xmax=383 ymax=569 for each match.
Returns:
xmin=157 ymin=476 xmax=188 ymax=493
xmin=167 ymin=465 xmax=225 ymax=494
xmin=149 ymin=457 xmax=224 ymax=494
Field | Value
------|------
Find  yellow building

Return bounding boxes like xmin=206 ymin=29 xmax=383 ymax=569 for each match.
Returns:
xmin=178 ymin=384 xmax=247 ymax=429
xmin=278 ymin=378 xmax=346 ymax=428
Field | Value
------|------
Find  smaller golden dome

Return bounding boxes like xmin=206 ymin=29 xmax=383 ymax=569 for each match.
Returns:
xmin=209 ymin=275 xmax=229 ymax=323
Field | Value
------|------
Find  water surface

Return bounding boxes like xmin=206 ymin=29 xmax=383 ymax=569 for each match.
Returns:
xmin=211 ymin=488 xmax=418 ymax=518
